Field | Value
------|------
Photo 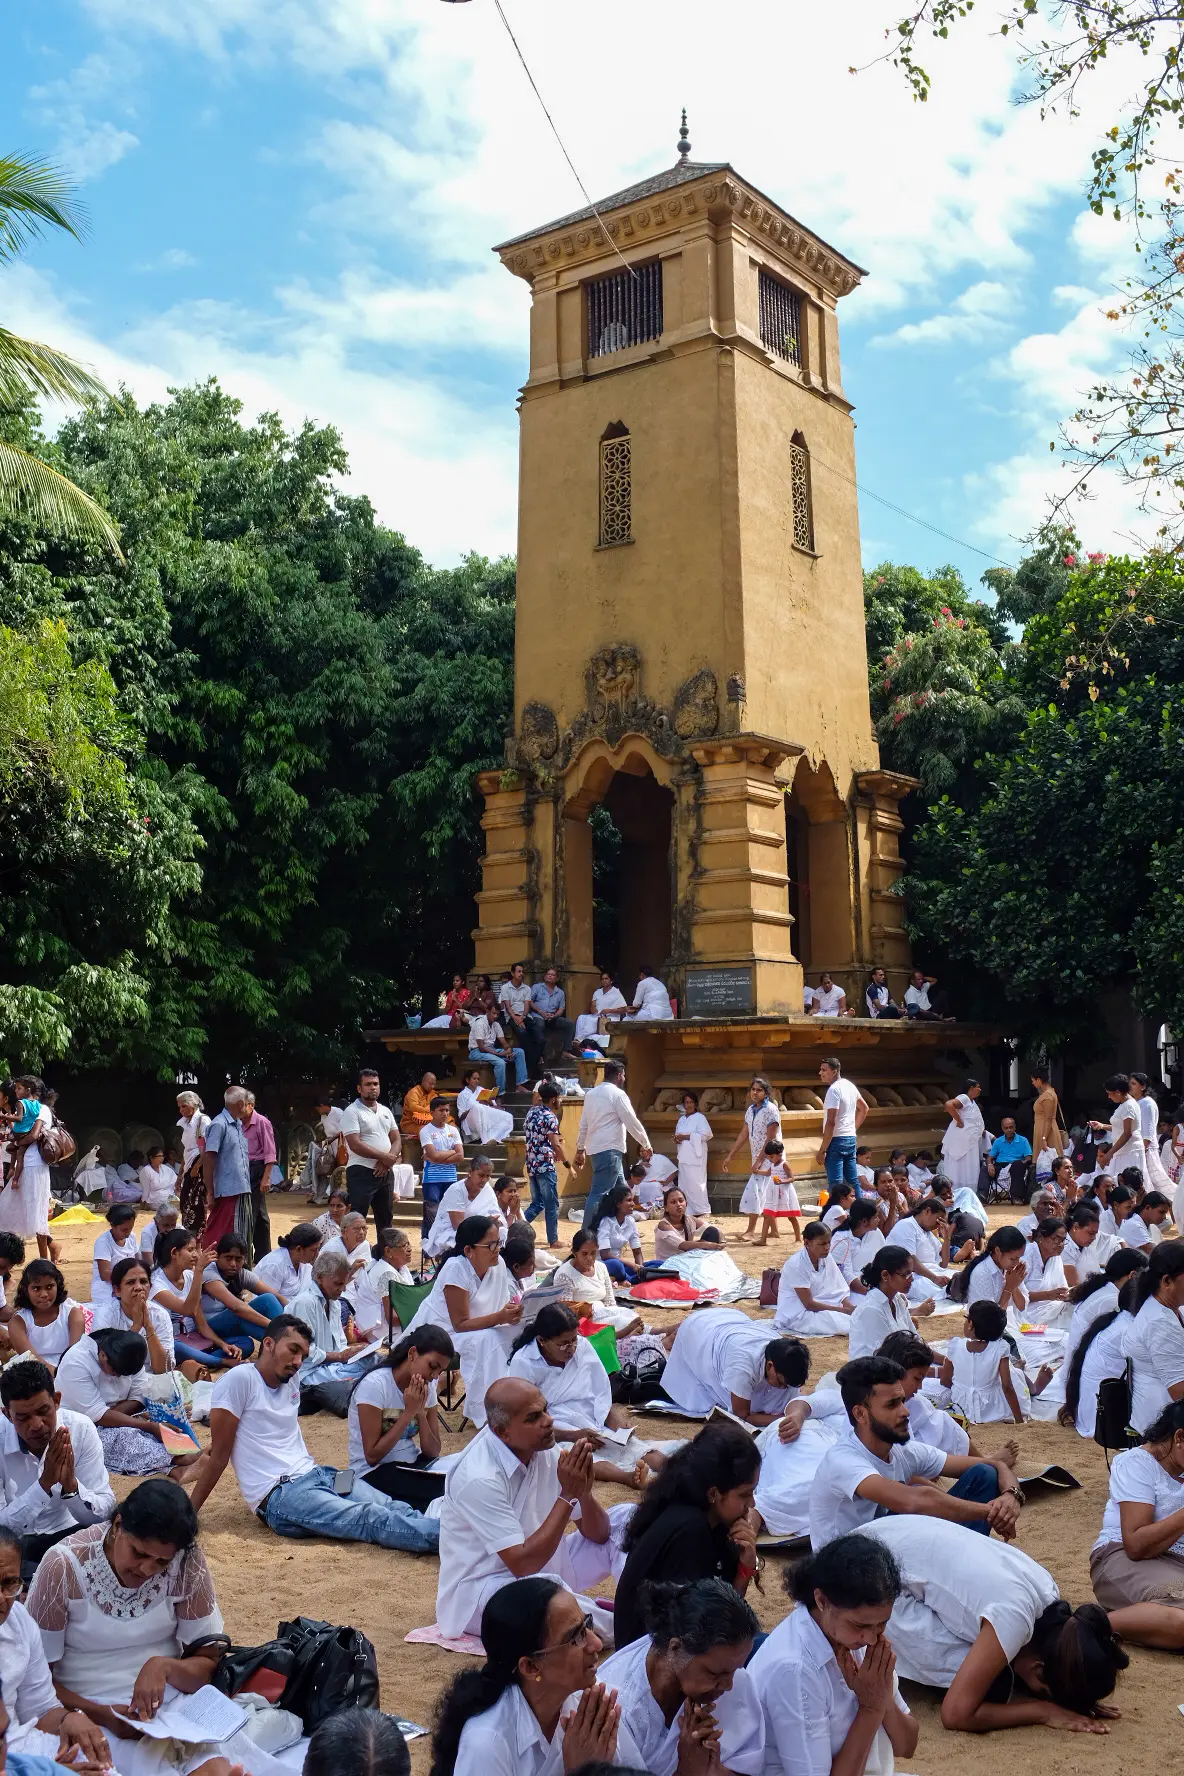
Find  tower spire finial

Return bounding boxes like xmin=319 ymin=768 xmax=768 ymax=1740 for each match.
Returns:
xmin=677 ymin=109 xmax=691 ymax=163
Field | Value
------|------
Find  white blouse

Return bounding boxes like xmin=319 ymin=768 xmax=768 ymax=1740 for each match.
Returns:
xmin=596 ymin=1632 xmax=764 ymax=1776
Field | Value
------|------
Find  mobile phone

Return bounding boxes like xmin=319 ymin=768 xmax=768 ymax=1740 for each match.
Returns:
xmin=333 ymin=1467 xmax=355 ymax=1496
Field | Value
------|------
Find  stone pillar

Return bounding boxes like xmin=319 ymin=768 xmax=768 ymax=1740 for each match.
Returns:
xmin=853 ymin=770 xmax=919 ymax=993
xmin=472 ymin=771 xmax=540 ymax=976
xmin=687 ymin=738 xmax=803 ymax=1016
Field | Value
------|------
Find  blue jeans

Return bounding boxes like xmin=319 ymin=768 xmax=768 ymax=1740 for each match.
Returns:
xmin=468 ymin=1047 xmax=527 ymax=1095
xmin=526 ymin=1165 xmax=560 ymax=1245
xmin=174 ymin=1336 xmax=237 ymax=1369
xmin=264 ymin=1464 xmax=439 ymax=1552
xmin=947 ymin=1462 xmax=1000 ymax=1534
xmin=603 ymin=1256 xmax=641 ymax=1282
xmin=582 ymin=1149 xmax=626 ymax=1231
xmin=824 ymin=1135 xmax=858 ymax=1189
xmin=205 ymin=1293 xmax=285 ymax=1356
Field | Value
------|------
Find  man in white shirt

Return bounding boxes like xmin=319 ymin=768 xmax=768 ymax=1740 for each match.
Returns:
xmin=808 ymin=972 xmax=848 ymax=1017
xmin=498 ymin=962 xmax=544 ymax=1079
xmin=575 ymin=1059 xmax=653 ymax=1231
xmin=287 ymin=1250 xmax=375 ymax=1385
xmin=0 ymin=1361 xmax=115 ymax=1579
xmin=623 ymin=966 xmax=674 ymax=1022
xmin=815 ymin=1056 xmax=868 ymax=1195
xmin=188 ymin=1313 xmax=439 ymax=1550
xmin=340 ymin=1068 xmax=401 ymax=1230
xmin=904 ymin=969 xmax=950 ymax=1020
xmin=436 ymin=1376 xmax=613 ymax=1639
xmin=467 ymin=1008 xmax=527 ymax=1097
xmin=808 ymin=1355 xmax=1022 ymax=1549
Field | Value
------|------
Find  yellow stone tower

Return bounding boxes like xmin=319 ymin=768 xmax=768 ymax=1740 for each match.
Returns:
xmin=474 ymin=119 xmax=915 ymax=1018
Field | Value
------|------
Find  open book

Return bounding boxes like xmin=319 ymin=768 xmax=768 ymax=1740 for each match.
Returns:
xmin=129 ymin=1684 xmax=247 ymax=1744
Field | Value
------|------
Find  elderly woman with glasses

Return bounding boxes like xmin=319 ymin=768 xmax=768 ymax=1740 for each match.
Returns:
xmin=404 ymin=1215 xmax=522 ymax=1427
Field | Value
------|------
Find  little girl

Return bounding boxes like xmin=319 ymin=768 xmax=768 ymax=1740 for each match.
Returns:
xmin=753 ymin=1138 xmax=802 ymax=1248
xmin=940 ymin=1299 xmax=1029 ymax=1424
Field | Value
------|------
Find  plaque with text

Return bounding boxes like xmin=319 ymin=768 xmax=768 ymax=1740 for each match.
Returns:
xmin=684 ymin=966 xmax=755 ymax=1017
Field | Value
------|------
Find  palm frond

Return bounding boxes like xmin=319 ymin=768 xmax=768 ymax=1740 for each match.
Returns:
xmin=0 ymin=438 xmax=123 ymax=559
xmin=0 ymin=327 xmax=108 ymax=407
xmin=0 ymin=154 xmax=86 ymax=264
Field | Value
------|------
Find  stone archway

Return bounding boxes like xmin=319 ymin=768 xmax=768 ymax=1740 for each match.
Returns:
xmin=784 ymin=756 xmax=853 ymax=977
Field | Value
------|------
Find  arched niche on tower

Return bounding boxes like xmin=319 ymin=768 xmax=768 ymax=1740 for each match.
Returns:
xmin=784 ymin=755 xmax=854 ymax=976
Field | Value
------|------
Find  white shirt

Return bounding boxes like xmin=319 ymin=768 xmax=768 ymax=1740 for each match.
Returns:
xmin=348 ymin=1257 xmax=413 ymax=1336
xmin=1108 ymin=1097 xmax=1144 ymax=1173
xmin=903 ymin=981 xmax=932 ymax=1012
xmin=177 ymin=1112 xmax=210 ymax=1171
xmin=597 ymin=1213 xmax=641 ymax=1258
xmin=437 ymin=1428 xmax=573 ymax=1639
xmin=967 ymin=1255 xmax=1027 ymax=1312
xmin=287 ymin=1284 xmax=348 ymax=1369
xmin=211 ymin=1361 xmax=314 ymax=1509
xmin=452 ymin=1676 xmax=611 ymax=1776
xmin=823 ymin=1077 xmax=862 ymax=1139
xmin=848 ymin=1288 xmax=914 ymax=1359
xmin=0 ymin=1599 xmax=59 ymax=1729
xmin=908 ymin=1389 xmax=970 ymax=1456
xmin=576 ymin=1082 xmax=649 ymax=1157
xmin=467 ymin=1014 xmax=506 ymax=1051
xmin=56 ymin=1337 xmax=138 ymax=1423
xmin=1122 ymin=1214 xmax=1154 ymax=1251
xmin=136 ymin=1163 xmax=177 ymax=1209
xmin=597 ymin=1632 xmax=764 ymax=1776
xmin=859 ymin=1515 xmax=1059 ymax=1670
xmin=252 ymin=1248 xmax=313 ymax=1299
xmin=339 ymin=1098 xmax=397 ymax=1172
xmin=497 ymin=980 xmax=533 ymax=1019
xmin=829 ymin=1225 xmax=885 ymax=1283
xmin=425 ymin=1181 xmax=503 ymax=1258
xmin=347 ymin=1365 xmax=438 ymax=1471
xmin=629 ymin=975 xmax=673 ymax=1020
xmin=661 ymin=1307 xmax=793 ymax=1417
xmin=1125 ymin=1294 xmax=1184 ymax=1432
xmin=750 ymin=1600 xmax=909 ymax=1776
xmin=889 ymin=1216 xmax=944 ymax=1274
xmin=90 ymin=1228 xmax=140 ymax=1304
xmin=1096 ymin=1445 xmax=1184 ymax=1555
xmin=0 ymin=1409 xmax=114 ymax=1536
xmin=821 ymin=1203 xmax=848 ymax=1231
xmin=809 ymin=1425 xmax=946 ymax=1547
xmin=89 ymin=1297 xmax=176 ymax=1367
xmin=812 ymin=984 xmax=845 ymax=1016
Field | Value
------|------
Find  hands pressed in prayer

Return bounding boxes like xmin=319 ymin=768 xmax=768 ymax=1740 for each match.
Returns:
xmin=678 ymin=1698 xmax=722 ymax=1776
xmin=839 ymin=1635 xmax=895 ymax=1716
xmin=403 ymin=1371 xmax=429 ymax=1415
xmin=557 ymin=1438 xmax=596 ymax=1502
xmin=560 ymin=1682 xmax=621 ymax=1771
xmin=40 ymin=1424 xmax=74 ymax=1495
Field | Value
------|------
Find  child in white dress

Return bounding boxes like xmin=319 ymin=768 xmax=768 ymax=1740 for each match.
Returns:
xmin=940 ymin=1299 xmax=1030 ymax=1423
xmin=743 ymin=1139 xmax=801 ymax=1247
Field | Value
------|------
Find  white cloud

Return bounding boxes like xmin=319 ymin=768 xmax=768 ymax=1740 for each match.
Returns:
xmin=29 ymin=51 xmax=140 ymax=180
xmin=872 ymin=281 xmax=1014 ymax=348
xmin=137 ymin=248 xmax=199 ymax=272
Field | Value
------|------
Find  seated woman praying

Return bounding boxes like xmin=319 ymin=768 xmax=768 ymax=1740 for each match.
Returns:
xmin=1021 ymin=1217 xmax=1074 ymax=1327
xmin=56 ymin=1326 xmax=194 ymax=1480
xmin=25 ymin=1478 xmax=226 ymax=1763
xmin=404 ymin=1215 xmax=521 ymax=1428
xmin=847 ymin=1246 xmax=935 ymax=1360
xmin=251 ymin=1222 xmax=321 ymax=1304
xmin=430 ymin=1578 xmax=628 ymax=1776
xmin=346 ymin=1323 xmax=458 ymax=1507
xmin=650 ymin=1186 xmax=721 ymax=1265
xmin=149 ymin=1229 xmax=244 ymax=1372
xmin=612 ymin=1423 xmax=762 ymax=1651
xmin=507 ymin=1303 xmax=674 ymax=1489
xmin=773 ymin=1222 xmax=855 ymax=1336
xmin=1090 ymin=1396 xmax=1184 ymax=1650
xmin=91 ymin=1256 xmax=176 ymax=1367
xmin=596 ymin=1576 xmax=764 ymax=1776
xmin=854 ymin=1514 xmax=1127 ymax=1735
xmin=596 ymin=1184 xmax=644 ymax=1283
xmin=7 ymin=1262 xmax=83 ymax=1371
xmin=749 ymin=1531 xmax=918 ymax=1776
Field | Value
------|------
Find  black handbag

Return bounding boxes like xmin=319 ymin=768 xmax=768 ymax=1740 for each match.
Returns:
xmin=214 ymin=1616 xmax=379 ymax=1730
xmin=611 ymin=1347 xmax=667 ymax=1405
xmin=1094 ymin=1363 xmax=1137 ymax=1463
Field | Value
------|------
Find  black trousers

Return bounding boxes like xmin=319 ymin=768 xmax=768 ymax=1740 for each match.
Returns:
xmin=346 ymin=1162 xmax=393 ymax=1229
xmin=361 ymin=1459 xmax=446 ymax=1511
xmin=248 ymin=1159 xmax=272 ymax=1259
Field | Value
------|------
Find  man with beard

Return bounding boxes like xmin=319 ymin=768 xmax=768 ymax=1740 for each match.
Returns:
xmin=808 ymin=1355 xmax=1023 ymax=1548
xmin=0 ymin=1361 xmax=114 ymax=1579
xmin=435 ymin=1377 xmax=614 ymax=1639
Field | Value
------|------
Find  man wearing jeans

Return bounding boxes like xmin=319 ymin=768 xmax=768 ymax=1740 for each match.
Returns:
xmin=188 ymin=1315 xmax=439 ymax=1551
xmin=523 ymin=1080 xmax=571 ymax=1247
xmin=467 ymin=1008 xmax=527 ymax=1096
xmin=340 ymin=1068 xmax=401 ymax=1230
xmin=574 ymin=1060 xmax=652 ymax=1231
xmin=815 ymin=1056 xmax=868 ymax=1190
xmin=498 ymin=962 xmax=543 ymax=1079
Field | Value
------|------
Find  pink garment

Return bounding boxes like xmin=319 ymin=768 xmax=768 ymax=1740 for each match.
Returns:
xmin=243 ymin=1110 xmax=277 ymax=1166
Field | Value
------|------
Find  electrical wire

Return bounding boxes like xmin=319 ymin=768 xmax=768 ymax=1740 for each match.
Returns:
xmin=811 ymin=452 xmax=1016 ymax=569
xmin=491 ymin=0 xmax=638 ymax=280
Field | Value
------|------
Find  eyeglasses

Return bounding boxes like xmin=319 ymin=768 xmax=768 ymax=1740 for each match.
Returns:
xmin=529 ymin=1613 xmax=594 ymax=1658
xmin=475 ymin=1240 xmax=500 ymax=1253
xmin=0 ymin=1578 xmax=24 ymax=1599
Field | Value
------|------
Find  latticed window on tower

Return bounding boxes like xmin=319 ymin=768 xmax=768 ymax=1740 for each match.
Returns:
xmin=586 ymin=261 xmax=663 ymax=358
xmin=599 ymin=422 xmax=632 ymax=546
xmin=790 ymin=433 xmax=814 ymax=551
xmin=758 ymin=267 xmax=802 ymax=366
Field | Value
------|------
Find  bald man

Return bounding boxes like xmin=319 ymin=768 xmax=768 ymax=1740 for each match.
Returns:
xmin=435 ymin=1377 xmax=614 ymax=1640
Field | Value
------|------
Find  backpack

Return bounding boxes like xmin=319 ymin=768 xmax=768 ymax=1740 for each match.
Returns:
xmin=37 ymin=1117 xmax=76 ymax=1166
xmin=1094 ymin=1363 xmax=1138 ymax=1463
xmin=214 ymin=1616 xmax=379 ymax=1730
xmin=610 ymin=1347 xmax=668 ymax=1405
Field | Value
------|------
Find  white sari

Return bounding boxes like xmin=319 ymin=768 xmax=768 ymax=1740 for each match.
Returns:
xmin=405 ymin=1255 xmax=516 ymax=1426
xmin=551 ymin=1257 xmax=638 ymax=1333
xmin=456 ymin=1085 xmax=514 ymax=1146
xmin=574 ymin=986 xmax=628 ymax=1049
xmin=674 ymin=1110 xmax=713 ymax=1216
xmin=940 ymin=1094 xmax=985 ymax=1188
xmin=508 ymin=1335 xmax=612 ymax=1430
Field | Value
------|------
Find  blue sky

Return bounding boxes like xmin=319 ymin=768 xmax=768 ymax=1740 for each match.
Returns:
xmin=0 ymin=0 xmax=1148 ymax=582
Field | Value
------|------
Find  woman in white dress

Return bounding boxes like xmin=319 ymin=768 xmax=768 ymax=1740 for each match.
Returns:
xmin=722 ymin=1077 xmax=783 ymax=1242
xmin=891 ymin=1199 xmax=953 ymax=1303
xmin=857 ymin=1514 xmax=1128 ymax=1734
xmin=1089 ymin=1397 xmax=1184 ymax=1649
xmin=829 ymin=1198 xmax=886 ymax=1285
xmin=1090 ymin=1075 xmax=1146 ymax=1183
xmin=251 ymin=1221 xmax=321 ymax=1304
xmin=940 ymin=1300 xmax=1028 ymax=1423
xmin=673 ymin=1090 xmax=714 ymax=1218
xmin=1022 ymin=1218 xmax=1074 ymax=1327
xmin=405 ymin=1213 xmax=520 ymax=1427
xmin=456 ymin=1068 xmax=515 ymax=1145
xmin=939 ymin=1079 xmax=985 ymax=1190
xmin=1062 ymin=1272 xmax=1145 ymax=1438
xmin=1042 ymin=1247 xmax=1147 ymax=1423
xmin=950 ymin=1226 xmax=1028 ymax=1316
xmin=848 ymin=1245 xmax=933 ymax=1359
xmin=595 ymin=1578 xmax=764 ymax=1776
xmin=749 ymin=1532 xmax=918 ymax=1775
xmin=25 ymin=1479 xmax=225 ymax=1772
xmin=774 ymin=1222 xmax=855 ymax=1336
xmin=423 ymin=1159 xmax=503 ymax=1261
xmin=1130 ymin=1072 xmax=1177 ymax=1198
xmin=1123 ymin=1241 xmax=1184 ymax=1433
xmin=346 ymin=1227 xmax=416 ymax=1339
xmin=574 ymin=969 xmax=629 ymax=1051
xmin=6 ymin=1260 xmax=84 ymax=1369
xmin=431 ymin=1576 xmax=629 ymax=1776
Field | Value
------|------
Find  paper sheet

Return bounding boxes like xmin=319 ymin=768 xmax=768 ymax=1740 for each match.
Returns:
xmin=132 ymin=1685 xmax=247 ymax=1744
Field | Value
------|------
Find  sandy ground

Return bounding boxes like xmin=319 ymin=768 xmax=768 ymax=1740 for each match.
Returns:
xmin=43 ymin=1196 xmax=1184 ymax=1775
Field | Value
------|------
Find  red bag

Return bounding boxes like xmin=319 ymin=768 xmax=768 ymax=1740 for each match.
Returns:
xmin=759 ymin=1267 xmax=779 ymax=1308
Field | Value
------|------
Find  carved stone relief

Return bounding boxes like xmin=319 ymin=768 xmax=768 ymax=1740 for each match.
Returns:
xmin=510 ymin=646 xmax=721 ymax=772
